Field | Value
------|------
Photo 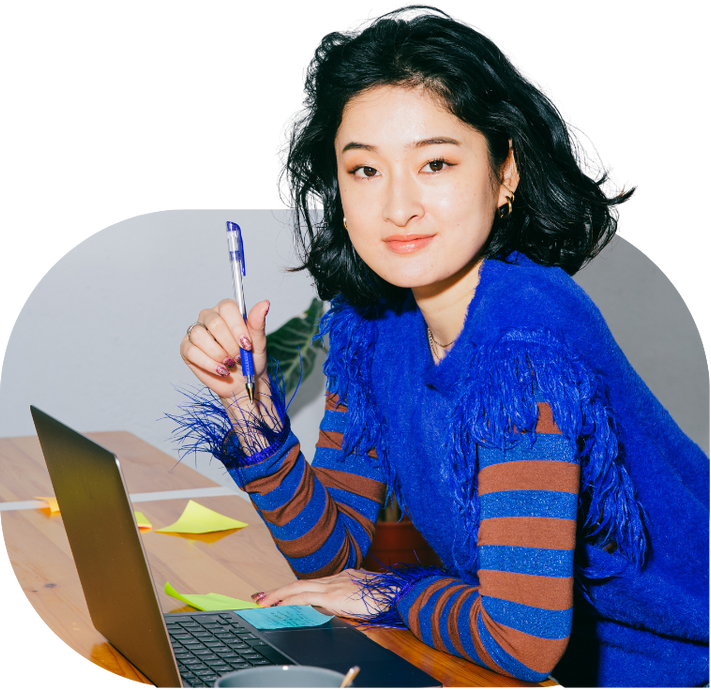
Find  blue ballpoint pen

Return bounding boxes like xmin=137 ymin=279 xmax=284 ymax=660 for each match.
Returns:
xmin=226 ymin=222 xmax=255 ymax=403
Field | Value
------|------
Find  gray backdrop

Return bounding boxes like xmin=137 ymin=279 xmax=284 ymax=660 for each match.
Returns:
xmin=0 ymin=210 xmax=707 ymax=492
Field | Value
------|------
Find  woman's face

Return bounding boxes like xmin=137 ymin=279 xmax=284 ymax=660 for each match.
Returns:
xmin=335 ymin=85 xmax=516 ymax=293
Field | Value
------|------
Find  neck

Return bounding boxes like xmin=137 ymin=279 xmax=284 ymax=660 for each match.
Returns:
xmin=412 ymin=258 xmax=483 ymax=347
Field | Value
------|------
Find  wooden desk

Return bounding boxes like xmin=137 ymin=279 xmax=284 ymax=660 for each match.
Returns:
xmin=0 ymin=432 xmax=554 ymax=687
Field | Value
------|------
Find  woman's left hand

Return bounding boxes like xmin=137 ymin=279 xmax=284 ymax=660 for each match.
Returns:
xmin=251 ymin=569 xmax=385 ymax=618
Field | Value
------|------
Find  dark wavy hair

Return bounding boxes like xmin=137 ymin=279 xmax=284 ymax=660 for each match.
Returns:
xmin=283 ymin=6 xmax=633 ymax=306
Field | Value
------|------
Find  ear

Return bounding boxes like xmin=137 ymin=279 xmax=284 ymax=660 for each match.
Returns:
xmin=497 ymin=142 xmax=520 ymax=206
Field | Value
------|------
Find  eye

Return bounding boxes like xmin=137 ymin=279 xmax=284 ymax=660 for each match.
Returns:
xmin=421 ymin=159 xmax=449 ymax=173
xmin=352 ymin=165 xmax=380 ymax=178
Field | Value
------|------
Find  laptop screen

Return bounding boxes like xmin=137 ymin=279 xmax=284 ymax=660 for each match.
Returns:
xmin=31 ymin=406 xmax=182 ymax=687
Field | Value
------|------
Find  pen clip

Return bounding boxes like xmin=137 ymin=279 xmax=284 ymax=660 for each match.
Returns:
xmin=226 ymin=221 xmax=246 ymax=276
xmin=237 ymin=225 xmax=246 ymax=277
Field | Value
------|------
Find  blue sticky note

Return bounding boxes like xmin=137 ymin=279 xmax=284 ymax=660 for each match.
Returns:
xmin=236 ymin=605 xmax=333 ymax=630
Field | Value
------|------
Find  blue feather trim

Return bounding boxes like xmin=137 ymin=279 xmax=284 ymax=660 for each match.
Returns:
xmin=164 ymin=361 xmax=292 ymax=470
xmin=317 ymin=298 xmax=400 ymax=505
xmin=346 ymin=564 xmax=449 ymax=629
xmin=447 ymin=328 xmax=647 ymax=577
xmin=319 ymin=300 xmax=646 ymax=581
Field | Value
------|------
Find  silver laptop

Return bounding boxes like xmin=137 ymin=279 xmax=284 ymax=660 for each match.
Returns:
xmin=30 ymin=405 xmax=440 ymax=687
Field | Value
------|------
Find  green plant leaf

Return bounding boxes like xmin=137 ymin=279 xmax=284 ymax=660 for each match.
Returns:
xmin=266 ymin=298 xmax=326 ymax=399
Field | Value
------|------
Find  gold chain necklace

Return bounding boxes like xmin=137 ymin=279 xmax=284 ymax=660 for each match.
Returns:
xmin=427 ymin=326 xmax=454 ymax=361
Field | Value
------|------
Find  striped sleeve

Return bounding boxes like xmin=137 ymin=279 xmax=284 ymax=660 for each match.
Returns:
xmin=232 ymin=392 xmax=387 ymax=579
xmin=393 ymin=402 xmax=578 ymax=682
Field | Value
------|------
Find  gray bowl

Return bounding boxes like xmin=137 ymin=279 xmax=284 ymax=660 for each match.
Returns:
xmin=214 ymin=664 xmax=350 ymax=687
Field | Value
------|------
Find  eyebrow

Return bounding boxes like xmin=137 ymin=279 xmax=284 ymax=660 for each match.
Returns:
xmin=341 ymin=136 xmax=462 ymax=154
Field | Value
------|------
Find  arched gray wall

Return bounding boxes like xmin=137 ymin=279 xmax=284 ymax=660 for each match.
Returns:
xmin=0 ymin=208 xmax=711 ymax=494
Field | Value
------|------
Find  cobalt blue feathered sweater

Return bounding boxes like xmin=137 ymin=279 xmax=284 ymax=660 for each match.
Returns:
xmin=171 ymin=254 xmax=709 ymax=687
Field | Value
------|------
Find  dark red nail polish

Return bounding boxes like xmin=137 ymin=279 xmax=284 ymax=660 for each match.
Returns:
xmin=216 ymin=365 xmax=230 ymax=377
xmin=223 ymin=357 xmax=237 ymax=369
xmin=239 ymin=335 xmax=253 ymax=351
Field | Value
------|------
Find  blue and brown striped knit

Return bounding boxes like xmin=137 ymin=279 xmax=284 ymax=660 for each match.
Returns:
xmin=226 ymin=392 xmax=577 ymax=682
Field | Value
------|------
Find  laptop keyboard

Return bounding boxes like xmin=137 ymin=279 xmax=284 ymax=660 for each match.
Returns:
xmin=166 ymin=613 xmax=287 ymax=687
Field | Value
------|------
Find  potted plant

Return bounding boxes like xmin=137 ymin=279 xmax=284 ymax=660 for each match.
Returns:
xmin=267 ymin=300 xmax=441 ymax=573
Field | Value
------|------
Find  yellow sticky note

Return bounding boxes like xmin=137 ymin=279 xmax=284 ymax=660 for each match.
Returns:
xmin=134 ymin=511 xmax=152 ymax=531
xmin=164 ymin=581 xmax=259 ymax=611
xmin=35 ymin=496 xmax=60 ymax=514
xmin=155 ymin=500 xmax=247 ymax=534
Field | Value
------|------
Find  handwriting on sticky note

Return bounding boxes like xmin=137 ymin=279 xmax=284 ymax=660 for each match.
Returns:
xmin=237 ymin=605 xmax=333 ymax=630
xmin=155 ymin=500 xmax=247 ymax=534
xmin=165 ymin=581 xmax=259 ymax=611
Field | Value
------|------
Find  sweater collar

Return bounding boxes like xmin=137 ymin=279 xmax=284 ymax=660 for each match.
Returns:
xmin=418 ymin=259 xmax=492 ymax=392
xmin=392 ymin=253 xmax=533 ymax=391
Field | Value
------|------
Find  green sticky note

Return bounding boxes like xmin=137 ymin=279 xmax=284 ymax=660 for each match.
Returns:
xmin=134 ymin=511 xmax=152 ymax=530
xmin=164 ymin=581 xmax=260 ymax=611
xmin=155 ymin=500 xmax=248 ymax=534
xmin=237 ymin=605 xmax=333 ymax=629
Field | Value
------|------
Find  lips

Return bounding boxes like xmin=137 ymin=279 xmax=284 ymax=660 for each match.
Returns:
xmin=383 ymin=234 xmax=435 ymax=254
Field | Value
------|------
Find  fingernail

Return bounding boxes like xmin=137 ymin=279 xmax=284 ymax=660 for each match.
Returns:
xmin=264 ymin=303 xmax=270 ymax=316
xmin=270 ymin=601 xmax=281 ymax=607
xmin=239 ymin=335 xmax=253 ymax=351
xmin=223 ymin=357 xmax=237 ymax=370
xmin=216 ymin=365 xmax=230 ymax=377
xmin=251 ymin=592 xmax=265 ymax=601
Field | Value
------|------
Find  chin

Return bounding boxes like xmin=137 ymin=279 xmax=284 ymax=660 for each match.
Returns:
xmin=380 ymin=273 xmax=441 ymax=290
xmin=366 ymin=253 xmax=468 ymax=291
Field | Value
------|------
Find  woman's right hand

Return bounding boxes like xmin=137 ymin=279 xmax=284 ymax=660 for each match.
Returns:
xmin=180 ymin=298 xmax=271 ymax=405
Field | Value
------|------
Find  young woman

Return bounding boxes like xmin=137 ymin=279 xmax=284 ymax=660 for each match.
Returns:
xmin=175 ymin=8 xmax=709 ymax=687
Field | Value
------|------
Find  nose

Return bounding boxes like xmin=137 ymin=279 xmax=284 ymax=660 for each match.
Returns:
xmin=382 ymin=171 xmax=424 ymax=227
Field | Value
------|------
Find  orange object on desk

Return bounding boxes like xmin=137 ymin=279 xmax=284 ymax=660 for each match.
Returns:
xmin=363 ymin=515 xmax=442 ymax=572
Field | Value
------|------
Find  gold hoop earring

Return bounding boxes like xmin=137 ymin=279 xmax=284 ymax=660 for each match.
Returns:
xmin=498 ymin=193 xmax=514 ymax=219
xmin=343 ymin=217 xmax=348 ymax=230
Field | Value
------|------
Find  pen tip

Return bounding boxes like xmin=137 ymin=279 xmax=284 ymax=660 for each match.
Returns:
xmin=246 ymin=384 xmax=254 ymax=404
